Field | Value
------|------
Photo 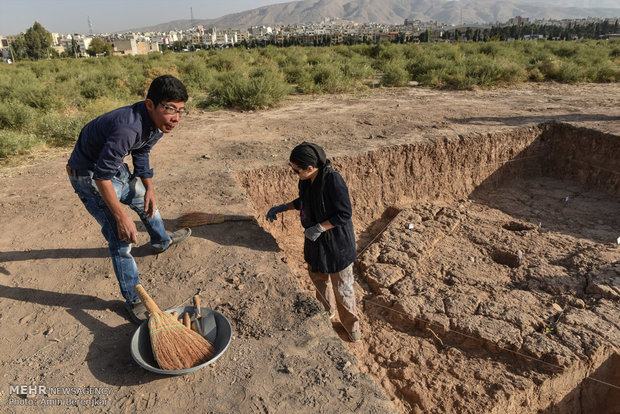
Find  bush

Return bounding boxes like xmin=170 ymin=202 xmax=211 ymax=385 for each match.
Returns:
xmin=555 ymin=61 xmax=584 ymax=83
xmin=341 ymin=57 xmax=374 ymax=81
xmin=380 ymin=60 xmax=410 ymax=86
xmin=80 ymin=79 xmax=107 ymax=100
xmin=207 ymin=67 xmax=292 ymax=109
xmin=464 ymin=56 xmax=527 ymax=86
xmin=307 ymin=63 xmax=345 ymax=94
xmin=0 ymin=40 xmax=617 ymax=164
xmin=179 ymin=55 xmax=216 ymax=91
xmin=11 ymin=83 xmax=59 ymax=111
xmin=406 ymin=56 xmax=451 ymax=82
xmin=593 ymin=64 xmax=620 ymax=82
xmin=0 ymin=130 xmax=39 ymax=159
xmin=0 ymin=101 xmax=37 ymax=129
xmin=536 ymin=58 xmax=562 ymax=80
xmin=206 ymin=51 xmax=242 ymax=72
xmin=36 ymin=112 xmax=85 ymax=146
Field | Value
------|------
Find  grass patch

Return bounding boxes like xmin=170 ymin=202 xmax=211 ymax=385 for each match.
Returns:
xmin=1 ymin=39 xmax=618 ymax=161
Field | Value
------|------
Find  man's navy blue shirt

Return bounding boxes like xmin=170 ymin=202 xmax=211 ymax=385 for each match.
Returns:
xmin=68 ymin=101 xmax=163 ymax=180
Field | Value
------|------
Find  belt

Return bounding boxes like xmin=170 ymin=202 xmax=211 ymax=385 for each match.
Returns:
xmin=66 ymin=166 xmax=92 ymax=178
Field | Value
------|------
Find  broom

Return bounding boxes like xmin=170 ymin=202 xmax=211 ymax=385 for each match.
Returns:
xmin=177 ymin=211 xmax=255 ymax=228
xmin=135 ymin=284 xmax=216 ymax=370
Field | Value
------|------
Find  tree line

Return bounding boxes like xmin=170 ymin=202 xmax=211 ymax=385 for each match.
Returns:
xmin=447 ymin=20 xmax=620 ymax=42
xmin=8 ymin=21 xmax=112 ymax=61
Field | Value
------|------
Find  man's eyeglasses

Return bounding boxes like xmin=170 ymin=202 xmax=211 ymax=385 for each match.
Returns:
xmin=291 ymin=166 xmax=302 ymax=174
xmin=159 ymin=102 xmax=189 ymax=117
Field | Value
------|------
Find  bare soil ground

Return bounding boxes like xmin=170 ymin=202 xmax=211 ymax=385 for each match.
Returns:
xmin=0 ymin=83 xmax=618 ymax=413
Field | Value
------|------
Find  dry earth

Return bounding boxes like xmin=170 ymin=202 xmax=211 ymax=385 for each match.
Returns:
xmin=0 ymin=83 xmax=619 ymax=413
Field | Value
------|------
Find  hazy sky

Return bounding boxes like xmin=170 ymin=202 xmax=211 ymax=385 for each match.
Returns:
xmin=1 ymin=0 xmax=294 ymax=35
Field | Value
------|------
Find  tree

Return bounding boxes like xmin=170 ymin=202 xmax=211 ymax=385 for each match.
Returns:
xmin=24 ymin=21 xmax=52 ymax=59
xmin=9 ymin=37 xmax=28 ymax=61
xmin=87 ymin=38 xmax=112 ymax=56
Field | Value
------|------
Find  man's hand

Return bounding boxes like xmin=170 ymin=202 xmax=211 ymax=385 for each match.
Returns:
xmin=116 ymin=213 xmax=138 ymax=243
xmin=144 ymin=188 xmax=156 ymax=218
xmin=95 ymin=179 xmax=138 ymax=243
xmin=141 ymin=177 xmax=156 ymax=219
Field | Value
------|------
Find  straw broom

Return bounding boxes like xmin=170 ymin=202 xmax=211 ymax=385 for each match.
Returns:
xmin=177 ymin=211 xmax=255 ymax=228
xmin=135 ymin=284 xmax=216 ymax=370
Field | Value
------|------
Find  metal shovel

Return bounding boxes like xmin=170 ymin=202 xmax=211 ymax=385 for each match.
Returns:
xmin=192 ymin=294 xmax=217 ymax=343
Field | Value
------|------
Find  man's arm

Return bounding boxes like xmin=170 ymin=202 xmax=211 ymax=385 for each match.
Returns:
xmin=95 ymin=179 xmax=138 ymax=243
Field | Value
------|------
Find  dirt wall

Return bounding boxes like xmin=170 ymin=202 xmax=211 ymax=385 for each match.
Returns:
xmin=238 ymin=122 xmax=618 ymax=252
xmin=238 ymin=124 xmax=555 ymax=240
xmin=541 ymin=123 xmax=620 ymax=196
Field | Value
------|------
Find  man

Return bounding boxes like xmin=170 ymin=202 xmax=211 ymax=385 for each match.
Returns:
xmin=66 ymin=74 xmax=191 ymax=324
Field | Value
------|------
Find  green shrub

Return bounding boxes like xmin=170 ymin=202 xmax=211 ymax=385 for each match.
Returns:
xmin=341 ymin=58 xmax=374 ymax=81
xmin=206 ymin=51 xmax=242 ymax=72
xmin=207 ymin=67 xmax=292 ymax=109
xmin=0 ymin=40 xmax=617 ymax=164
xmin=307 ymin=63 xmax=345 ymax=93
xmin=555 ymin=61 xmax=584 ymax=83
xmin=371 ymin=42 xmax=404 ymax=61
xmin=536 ymin=58 xmax=562 ymax=80
xmin=179 ymin=56 xmax=216 ymax=91
xmin=36 ymin=112 xmax=85 ymax=146
xmin=282 ymin=49 xmax=308 ymax=69
xmin=306 ymin=50 xmax=329 ymax=66
xmin=0 ymin=101 xmax=37 ymax=129
xmin=80 ymin=79 xmax=107 ymax=100
xmin=406 ymin=56 xmax=451 ymax=81
xmin=380 ymin=60 xmax=410 ymax=86
xmin=0 ymin=130 xmax=39 ymax=159
xmin=528 ymin=67 xmax=545 ymax=82
xmin=26 ymin=87 xmax=58 ymax=111
xmin=479 ymin=43 xmax=501 ymax=57
xmin=282 ymin=63 xmax=309 ymax=85
xmin=244 ymin=67 xmax=292 ymax=108
xmin=593 ymin=64 xmax=620 ymax=82
xmin=463 ymin=56 xmax=527 ymax=86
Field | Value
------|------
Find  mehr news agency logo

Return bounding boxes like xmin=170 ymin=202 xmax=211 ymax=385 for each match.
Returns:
xmin=7 ymin=384 xmax=113 ymax=407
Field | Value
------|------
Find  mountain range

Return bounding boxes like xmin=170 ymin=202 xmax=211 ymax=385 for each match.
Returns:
xmin=131 ymin=0 xmax=620 ymax=32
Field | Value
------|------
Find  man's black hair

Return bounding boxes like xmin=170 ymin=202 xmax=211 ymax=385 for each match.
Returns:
xmin=146 ymin=75 xmax=188 ymax=104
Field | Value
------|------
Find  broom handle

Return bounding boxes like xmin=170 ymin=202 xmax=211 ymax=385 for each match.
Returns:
xmin=134 ymin=284 xmax=161 ymax=314
xmin=225 ymin=215 xmax=254 ymax=221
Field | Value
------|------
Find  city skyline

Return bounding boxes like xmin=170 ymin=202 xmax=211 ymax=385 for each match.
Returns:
xmin=2 ymin=0 xmax=293 ymax=35
xmin=3 ymin=0 xmax=618 ymax=36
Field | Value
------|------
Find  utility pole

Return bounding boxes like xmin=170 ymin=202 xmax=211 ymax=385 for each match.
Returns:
xmin=9 ymin=40 xmax=16 ymax=63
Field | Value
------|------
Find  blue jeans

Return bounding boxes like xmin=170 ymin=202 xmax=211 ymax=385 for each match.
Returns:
xmin=68 ymin=163 xmax=170 ymax=303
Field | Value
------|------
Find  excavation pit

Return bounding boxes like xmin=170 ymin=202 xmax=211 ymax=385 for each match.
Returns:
xmin=238 ymin=122 xmax=619 ymax=413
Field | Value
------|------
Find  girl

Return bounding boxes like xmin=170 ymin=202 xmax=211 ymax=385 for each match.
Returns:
xmin=267 ymin=142 xmax=360 ymax=341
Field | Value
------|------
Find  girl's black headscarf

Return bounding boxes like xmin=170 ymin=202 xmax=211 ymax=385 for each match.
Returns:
xmin=290 ymin=142 xmax=331 ymax=223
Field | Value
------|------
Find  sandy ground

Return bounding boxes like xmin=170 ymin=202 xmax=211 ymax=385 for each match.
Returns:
xmin=0 ymin=83 xmax=619 ymax=413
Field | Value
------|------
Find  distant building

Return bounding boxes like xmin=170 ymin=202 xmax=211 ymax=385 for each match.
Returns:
xmin=109 ymin=36 xmax=157 ymax=55
xmin=0 ymin=36 xmax=11 ymax=61
xmin=507 ymin=16 xmax=529 ymax=26
xmin=59 ymin=34 xmax=92 ymax=57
